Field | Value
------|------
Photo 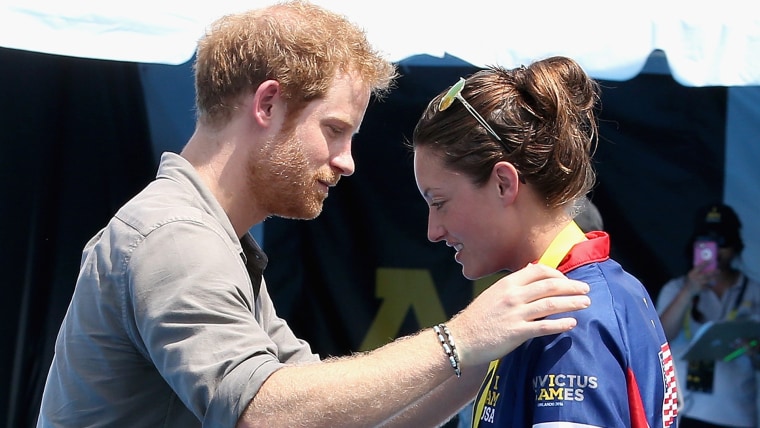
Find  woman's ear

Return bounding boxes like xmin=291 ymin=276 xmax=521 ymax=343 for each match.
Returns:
xmin=493 ymin=161 xmax=520 ymax=205
xmin=252 ymin=80 xmax=282 ymax=127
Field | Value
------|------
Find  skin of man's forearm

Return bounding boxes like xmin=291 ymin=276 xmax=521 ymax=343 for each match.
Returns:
xmin=380 ymin=363 xmax=488 ymax=427
xmin=236 ymin=331 xmax=456 ymax=427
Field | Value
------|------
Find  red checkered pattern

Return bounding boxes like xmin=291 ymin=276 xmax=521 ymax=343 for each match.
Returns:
xmin=659 ymin=343 xmax=679 ymax=427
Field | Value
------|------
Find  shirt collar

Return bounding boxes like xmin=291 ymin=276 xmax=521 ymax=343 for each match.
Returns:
xmin=536 ymin=221 xmax=610 ymax=273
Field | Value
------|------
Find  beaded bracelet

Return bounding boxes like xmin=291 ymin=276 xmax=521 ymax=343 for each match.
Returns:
xmin=433 ymin=323 xmax=461 ymax=377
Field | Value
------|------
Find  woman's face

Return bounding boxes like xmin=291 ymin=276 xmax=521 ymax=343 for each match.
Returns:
xmin=413 ymin=146 xmax=513 ymax=280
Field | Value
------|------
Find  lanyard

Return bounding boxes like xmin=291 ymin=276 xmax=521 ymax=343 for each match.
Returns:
xmin=537 ymin=221 xmax=587 ymax=269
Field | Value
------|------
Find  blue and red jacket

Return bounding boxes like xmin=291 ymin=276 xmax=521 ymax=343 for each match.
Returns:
xmin=472 ymin=230 xmax=678 ymax=428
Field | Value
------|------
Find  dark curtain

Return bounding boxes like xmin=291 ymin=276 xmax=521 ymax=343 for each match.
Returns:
xmin=0 ymin=47 xmax=156 ymax=427
xmin=593 ymin=75 xmax=726 ymax=289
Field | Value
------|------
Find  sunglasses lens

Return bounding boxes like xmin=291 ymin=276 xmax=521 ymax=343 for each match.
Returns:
xmin=436 ymin=77 xmax=502 ymax=143
xmin=439 ymin=95 xmax=455 ymax=111
xmin=439 ymin=78 xmax=466 ymax=111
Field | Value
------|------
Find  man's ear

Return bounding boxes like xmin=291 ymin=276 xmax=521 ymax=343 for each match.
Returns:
xmin=493 ymin=161 xmax=520 ymax=205
xmin=252 ymin=80 xmax=282 ymax=127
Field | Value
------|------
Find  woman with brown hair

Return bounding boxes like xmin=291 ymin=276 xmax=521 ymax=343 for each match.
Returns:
xmin=412 ymin=56 xmax=677 ymax=427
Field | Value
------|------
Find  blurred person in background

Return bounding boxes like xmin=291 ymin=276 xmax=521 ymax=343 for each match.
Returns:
xmin=657 ymin=203 xmax=760 ymax=428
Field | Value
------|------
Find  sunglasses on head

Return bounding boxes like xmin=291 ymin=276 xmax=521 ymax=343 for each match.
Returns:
xmin=438 ymin=78 xmax=526 ymax=184
xmin=438 ymin=77 xmax=502 ymax=142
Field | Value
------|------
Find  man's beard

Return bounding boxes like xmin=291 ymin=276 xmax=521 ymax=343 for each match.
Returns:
xmin=248 ymin=130 xmax=336 ymax=220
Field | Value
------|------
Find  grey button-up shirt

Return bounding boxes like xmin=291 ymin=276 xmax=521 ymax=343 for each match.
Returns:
xmin=38 ymin=152 xmax=318 ymax=428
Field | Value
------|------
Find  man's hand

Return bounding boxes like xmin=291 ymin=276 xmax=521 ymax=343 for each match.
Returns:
xmin=447 ymin=263 xmax=591 ymax=367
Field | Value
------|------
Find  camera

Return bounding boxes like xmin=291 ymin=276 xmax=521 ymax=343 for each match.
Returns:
xmin=693 ymin=240 xmax=718 ymax=273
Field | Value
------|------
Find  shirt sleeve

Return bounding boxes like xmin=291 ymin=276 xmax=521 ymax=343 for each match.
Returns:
xmin=124 ymin=220 xmax=315 ymax=427
xmin=527 ymin=319 xmax=631 ymax=427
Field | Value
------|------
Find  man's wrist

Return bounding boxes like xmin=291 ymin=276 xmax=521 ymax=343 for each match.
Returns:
xmin=432 ymin=324 xmax=461 ymax=378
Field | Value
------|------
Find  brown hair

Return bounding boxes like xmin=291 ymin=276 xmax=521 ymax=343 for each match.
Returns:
xmin=194 ymin=0 xmax=398 ymax=126
xmin=412 ymin=56 xmax=599 ymax=209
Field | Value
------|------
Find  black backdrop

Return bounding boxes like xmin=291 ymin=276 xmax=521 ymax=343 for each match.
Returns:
xmin=1 ymin=48 xmax=725 ymax=427
xmin=0 ymin=47 xmax=156 ymax=427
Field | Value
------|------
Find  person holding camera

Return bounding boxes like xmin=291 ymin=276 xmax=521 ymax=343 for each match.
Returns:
xmin=657 ymin=203 xmax=760 ymax=427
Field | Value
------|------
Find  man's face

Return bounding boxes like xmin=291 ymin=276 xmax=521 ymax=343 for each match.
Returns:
xmin=249 ymin=73 xmax=370 ymax=220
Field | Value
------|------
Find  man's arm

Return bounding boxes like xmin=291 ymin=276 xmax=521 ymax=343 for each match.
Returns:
xmin=380 ymin=363 xmax=489 ymax=427
xmin=236 ymin=263 xmax=591 ymax=427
